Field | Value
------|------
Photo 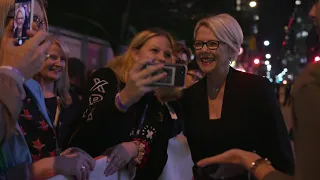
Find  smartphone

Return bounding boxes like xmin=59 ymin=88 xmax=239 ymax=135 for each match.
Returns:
xmin=13 ymin=0 xmax=34 ymax=46
xmin=144 ymin=63 xmax=187 ymax=87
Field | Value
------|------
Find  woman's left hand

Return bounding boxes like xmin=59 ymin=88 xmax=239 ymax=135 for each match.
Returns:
xmin=197 ymin=149 xmax=261 ymax=170
xmin=104 ymin=142 xmax=138 ymax=177
xmin=55 ymin=151 xmax=95 ymax=180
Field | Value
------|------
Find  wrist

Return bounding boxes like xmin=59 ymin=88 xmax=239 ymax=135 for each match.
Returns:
xmin=254 ymin=162 xmax=275 ymax=179
xmin=244 ymin=155 xmax=275 ymax=180
xmin=119 ymin=89 xmax=135 ymax=108
xmin=131 ymin=141 xmax=144 ymax=165
xmin=52 ymin=155 xmax=65 ymax=174
xmin=116 ymin=92 xmax=129 ymax=112
xmin=29 ymin=157 xmax=55 ymax=179
xmin=241 ymin=152 xmax=261 ymax=171
xmin=129 ymin=141 xmax=139 ymax=158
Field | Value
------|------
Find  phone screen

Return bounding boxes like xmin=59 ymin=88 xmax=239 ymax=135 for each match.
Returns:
xmin=151 ymin=65 xmax=176 ymax=86
xmin=145 ymin=63 xmax=187 ymax=87
xmin=13 ymin=0 xmax=33 ymax=46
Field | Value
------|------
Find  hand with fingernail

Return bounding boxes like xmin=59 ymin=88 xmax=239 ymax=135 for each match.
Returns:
xmin=0 ymin=20 xmax=51 ymax=80
xmin=55 ymin=149 xmax=95 ymax=180
xmin=104 ymin=142 xmax=138 ymax=177
xmin=117 ymin=58 xmax=167 ymax=110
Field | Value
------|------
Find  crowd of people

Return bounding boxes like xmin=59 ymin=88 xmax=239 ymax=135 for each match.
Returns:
xmin=0 ymin=0 xmax=319 ymax=179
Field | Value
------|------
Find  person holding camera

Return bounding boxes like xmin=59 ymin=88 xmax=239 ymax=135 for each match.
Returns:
xmin=69 ymin=28 xmax=184 ymax=179
xmin=0 ymin=0 xmax=95 ymax=179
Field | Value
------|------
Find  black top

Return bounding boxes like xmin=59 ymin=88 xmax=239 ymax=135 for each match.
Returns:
xmin=69 ymin=68 xmax=180 ymax=179
xmin=181 ymin=68 xmax=295 ymax=178
xmin=45 ymin=97 xmax=57 ymax=125
xmin=19 ymin=86 xmax=57 ymax=162
xmin=44 ymin=91 xmax=82 ymax=150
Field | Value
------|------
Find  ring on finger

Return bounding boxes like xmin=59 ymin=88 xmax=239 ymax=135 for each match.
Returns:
xmin=80 ymin=166 xmax=86 ymax=170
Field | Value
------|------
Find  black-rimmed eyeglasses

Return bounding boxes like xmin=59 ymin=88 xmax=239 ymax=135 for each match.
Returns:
xmin=193 ymin=40 xmax=222 ymax=50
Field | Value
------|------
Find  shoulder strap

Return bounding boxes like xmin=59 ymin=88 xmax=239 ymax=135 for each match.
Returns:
xmin=53 ymin=97 xmax=61 ymax=128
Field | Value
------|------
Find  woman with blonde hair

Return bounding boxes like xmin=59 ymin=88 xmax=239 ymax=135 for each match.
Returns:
xmin=0 ymin=0 xmax=95 ymax=179
xmin=70 ymin=28 xmax=184 ymax=179
xmin=180 ymin=14 xmax=294 ymax=179
xmin=33 ymin=36 xmax=83 ymax=150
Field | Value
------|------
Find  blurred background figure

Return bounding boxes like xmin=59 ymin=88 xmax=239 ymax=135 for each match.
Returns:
xmin=186 ymin=60 xmax=203 ymax=88
xmin=173 ymin=42 xmax=192 ymax=65
xmin=85 ymin=68 xmax=97 ymax=81
xmin=68 ymin=57 xmax=85 ymax=98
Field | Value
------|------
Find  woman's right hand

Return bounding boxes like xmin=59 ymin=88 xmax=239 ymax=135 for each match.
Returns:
xmin=120 ymin=58 xmax=167 ymax=107
xmin=55 ymin=151 xmax=95 ymax=180
xmin=1 ymin=20 xmax=51 ymax=80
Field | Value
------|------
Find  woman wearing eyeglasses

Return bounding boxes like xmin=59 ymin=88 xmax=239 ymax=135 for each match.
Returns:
xmin=33 ymin=36 xmax=83 ymax=151
xmin=180 ymin=14 xmax=294 ymax=180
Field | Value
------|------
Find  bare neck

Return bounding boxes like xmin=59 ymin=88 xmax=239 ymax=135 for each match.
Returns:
xmin=39 ymin=78 xmax=55 ymax=98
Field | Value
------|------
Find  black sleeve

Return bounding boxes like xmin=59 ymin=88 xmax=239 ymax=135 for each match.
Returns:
xmin=83 ymin=68 xmax=123 ymax=117
xmin=69 ymin=68 xmax=129 ymax=157
xmin=134 ymin=119 xmax=174 ymax=180
xmin=58 ymin=91 xmax=84 ymax=150
xmin=253 ymin=78 xmax=295 ymax=175
xmin=169 ymin=102 xmax=184 ymax=138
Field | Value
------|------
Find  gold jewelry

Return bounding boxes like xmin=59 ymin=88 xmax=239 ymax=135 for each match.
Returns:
xmin=250 ymin=158 xmax=271 ymax=173
xmin=132 ymin=141 xmax=145 ymax=164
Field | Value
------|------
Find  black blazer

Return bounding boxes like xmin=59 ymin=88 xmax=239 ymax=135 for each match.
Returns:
xmin=181 ymin=67 xmax=295 ymax=176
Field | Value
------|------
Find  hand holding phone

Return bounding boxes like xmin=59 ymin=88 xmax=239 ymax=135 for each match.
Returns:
xmin=144 ymin=63 xmax=187 ymax=87
xmin=120 ymin=59 xmax=166 ymax=107
xmin=1 ymin=20 xmax=51 ymax=81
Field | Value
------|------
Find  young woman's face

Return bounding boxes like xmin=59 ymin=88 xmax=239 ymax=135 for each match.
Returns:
xmin=134 ymin=36 xmax=173 ymax=64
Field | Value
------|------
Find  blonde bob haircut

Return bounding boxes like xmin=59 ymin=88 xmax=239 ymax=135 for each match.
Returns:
xmin=107 ymin=28 xmax=175 ymax=82
xmin=194 ymin=13 xmax=243 ymax=59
